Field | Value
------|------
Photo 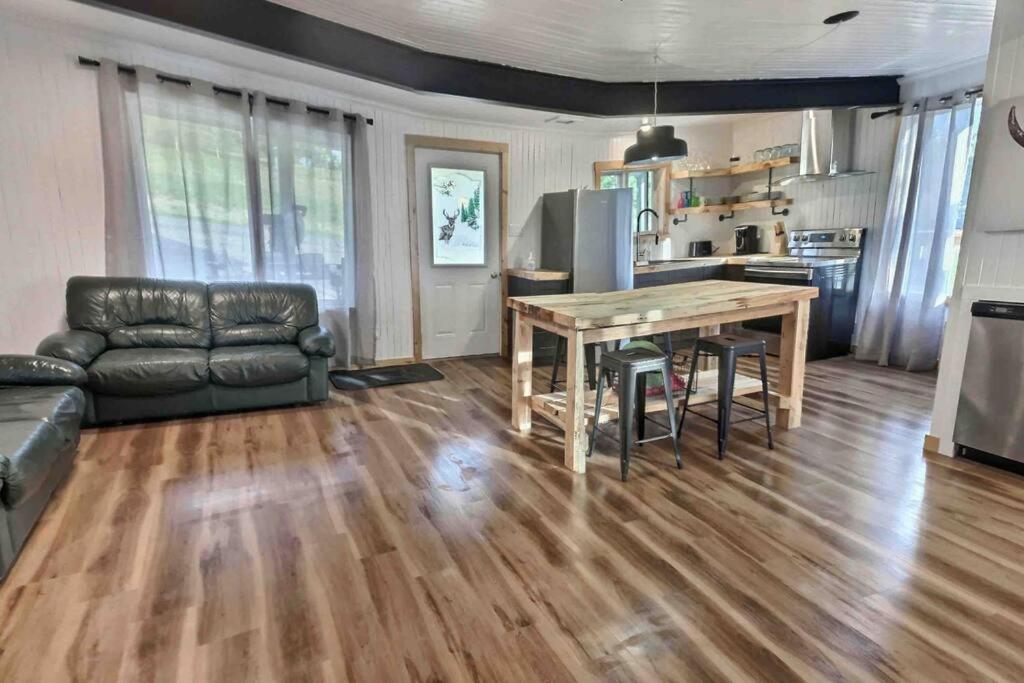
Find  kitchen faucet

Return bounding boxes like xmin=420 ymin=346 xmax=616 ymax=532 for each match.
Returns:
xmin=635 ymin=208 xmax=660 ymax=263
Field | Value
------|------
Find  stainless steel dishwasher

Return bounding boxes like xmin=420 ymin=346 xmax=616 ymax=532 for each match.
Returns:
xmin=954 ymin=300 xmax=1024 ymax=466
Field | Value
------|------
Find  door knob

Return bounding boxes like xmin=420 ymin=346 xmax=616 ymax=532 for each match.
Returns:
xmin=490 ymin=272 xmax=500 ymax=279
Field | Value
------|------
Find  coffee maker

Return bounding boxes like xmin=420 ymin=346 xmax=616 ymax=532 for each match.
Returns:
xmin=734 ymin=225 xmax=760 ymax=255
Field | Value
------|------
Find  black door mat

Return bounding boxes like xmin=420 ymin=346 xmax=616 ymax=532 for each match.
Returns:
xmin=329 ymin=363 xmax=445 ymax=390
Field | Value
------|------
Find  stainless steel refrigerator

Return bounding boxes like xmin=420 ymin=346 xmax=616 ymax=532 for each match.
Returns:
xmin=540 ymin=189 xmax=633 ymax=293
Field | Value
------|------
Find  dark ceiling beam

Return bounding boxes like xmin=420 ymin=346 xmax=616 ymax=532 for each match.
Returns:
xmin=75 ymin=0 xmax=901 ymax=116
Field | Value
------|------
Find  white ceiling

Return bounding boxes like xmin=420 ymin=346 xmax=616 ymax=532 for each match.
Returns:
xmin=1 ymin=0 xmax=768 ymax=133
xmin=271 ymin=0 xmax=995 ymax=81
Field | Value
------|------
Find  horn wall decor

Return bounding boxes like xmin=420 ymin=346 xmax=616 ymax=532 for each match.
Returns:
xmin=1010 ymin=105 xmax=1024 ymax=149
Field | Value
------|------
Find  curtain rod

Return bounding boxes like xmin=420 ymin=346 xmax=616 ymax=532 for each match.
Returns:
xmin=77 ymin=57 xmax=373 ymax=125
xmin=870 ymin=85 xmax=984 ymax=120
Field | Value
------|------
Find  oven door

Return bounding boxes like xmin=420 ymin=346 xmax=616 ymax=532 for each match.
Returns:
xmin=743 ymin=267 xmax=814 ymax=333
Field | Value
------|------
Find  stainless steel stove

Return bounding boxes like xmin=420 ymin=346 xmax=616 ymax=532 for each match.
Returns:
xmin=744 ymin=228 xmax=865 ymax=280
xmin=742 ymin=228 xmax=867 ymax=360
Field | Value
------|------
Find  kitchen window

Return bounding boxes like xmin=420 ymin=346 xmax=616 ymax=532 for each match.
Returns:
xmin=600 ymin=169 xmax=659 ymax=231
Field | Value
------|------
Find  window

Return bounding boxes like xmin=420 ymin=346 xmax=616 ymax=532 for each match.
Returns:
xmin=599 ymin=169 xmax=658 ymax=231
xmin=138 ymin=90 xmax=255 ymax=282
xmin=941 ymin=96 xmax=983 ymax=300
xmin=134 ymin=81 xmax=354 ymax=308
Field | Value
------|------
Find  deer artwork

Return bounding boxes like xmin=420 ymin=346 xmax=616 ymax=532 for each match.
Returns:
xmin=438 ymin=209 xmax=458 ymax=244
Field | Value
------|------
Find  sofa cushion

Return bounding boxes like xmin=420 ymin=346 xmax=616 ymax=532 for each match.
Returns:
xmin=66 ymin=276 xmax=211 ymax=349
xmin=87 ymin=348 xmax=210 ymax=396
xmin=209 ymin=282 xmax=318 ymax=347
xmin=0 ymin=386 xmax=85 ymax=508
xmin=209 ymin=345 xmax=309 ymax=387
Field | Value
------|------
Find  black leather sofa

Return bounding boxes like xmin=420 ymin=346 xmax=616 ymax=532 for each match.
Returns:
xmin=0 ymin=356 xmax=86 ymax=579
xmin=36 ymin=276 xmax=335 ymax=426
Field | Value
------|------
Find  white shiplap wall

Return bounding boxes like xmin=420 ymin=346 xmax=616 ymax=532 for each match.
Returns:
xmin=622 ymin=111 xmax=899 ymax=263
xmin=0 ymin=13 xmax=613 ymax=359
xmin=0 ymin=8 xmax=903 ymax=361
xmin=0 ymin=19 xmax=106 ymax=348
xmin=930 ymin=0 xmax=1024 ymax=455
xmin=730 ymin=110 xmax=900 ymax=238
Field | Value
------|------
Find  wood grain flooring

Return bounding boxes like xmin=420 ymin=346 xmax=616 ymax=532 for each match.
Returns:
xmin=2 ymin=356 xmax=1024 ymax=682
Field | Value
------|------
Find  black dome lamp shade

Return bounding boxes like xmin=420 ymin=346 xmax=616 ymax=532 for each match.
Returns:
xmin=623 ymin=125 xmax=688 ymax=166
xmin=623 ymin=55 xmax=687 ymax=167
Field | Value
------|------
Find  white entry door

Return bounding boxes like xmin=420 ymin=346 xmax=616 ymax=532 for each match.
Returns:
xmin=415 ymin=147 xmax=501 ymax=359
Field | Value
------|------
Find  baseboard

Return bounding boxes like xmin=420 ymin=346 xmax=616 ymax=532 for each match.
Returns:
xmin=923 ymin=433 xmax=941 ymax=454
xmin=353 ymin=357 xmax=418 ymax=369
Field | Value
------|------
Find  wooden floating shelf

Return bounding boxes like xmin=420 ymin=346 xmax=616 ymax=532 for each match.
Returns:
xmin=530 ymin=369 xmax=780 ymax=430
xmin=671 ymin=156 xmax=799 ymax=180
xmin=670 ymin=198 xmax=793 ymax=216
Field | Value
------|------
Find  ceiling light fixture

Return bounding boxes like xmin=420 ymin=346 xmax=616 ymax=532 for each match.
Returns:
xmin=623 ymin=53 xmax=687 ymax=167
xmin=823 ymin=10 xmax=860 ymax=25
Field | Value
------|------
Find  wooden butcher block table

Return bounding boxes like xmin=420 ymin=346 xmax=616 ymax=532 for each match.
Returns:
xmin=508 ymin=280 xmax=818 ymax=473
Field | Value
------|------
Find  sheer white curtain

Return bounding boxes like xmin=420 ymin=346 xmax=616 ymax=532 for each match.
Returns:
xmin=96 ymin=63 xmax=376 ymax=366
xmin=250 ymin=93 xmax=367 ymax=366
xmin=856 ymin=96 xmax=981 ymax=371
xmin=135 ymin=70 xmax=255 ymax=282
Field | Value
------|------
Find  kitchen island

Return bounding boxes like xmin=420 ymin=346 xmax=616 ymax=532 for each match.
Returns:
xmin=509 ymin=280 xmax=818 ymax=472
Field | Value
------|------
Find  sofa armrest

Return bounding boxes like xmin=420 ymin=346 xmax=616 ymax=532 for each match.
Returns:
xmin=37 ymin=330 xmax=106 ymax=367
xmin=297 ymin=326 xmax=335 ymax=358
xmin=0 ymin=355 xmax=87 ymax=387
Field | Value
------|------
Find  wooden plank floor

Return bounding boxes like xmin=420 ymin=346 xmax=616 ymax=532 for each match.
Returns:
xmin=2 ymin=356 xmax=1024 ymax=681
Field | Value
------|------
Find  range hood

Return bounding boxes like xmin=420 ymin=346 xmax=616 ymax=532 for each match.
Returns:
xmin=779 ymin=109 xmax=871 ymax=184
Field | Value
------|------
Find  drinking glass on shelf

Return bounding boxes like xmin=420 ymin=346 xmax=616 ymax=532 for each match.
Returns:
xmin=753 ymin=149 xmax=765 ymax=162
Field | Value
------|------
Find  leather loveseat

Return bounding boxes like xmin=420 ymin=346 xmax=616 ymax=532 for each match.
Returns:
xmin=36 ymin=276 xmax=335 ymax=426
xmin=0 ymin=355 xmax=86 ymax=579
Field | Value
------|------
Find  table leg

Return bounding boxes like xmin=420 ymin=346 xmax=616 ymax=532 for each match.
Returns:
xmin=511 ymin=310 xmax=533 ymax=432
xmin=777 ymin=299 xmax=809 ymax=429
xmin=563 ymin=330 xmax=587 ymax=473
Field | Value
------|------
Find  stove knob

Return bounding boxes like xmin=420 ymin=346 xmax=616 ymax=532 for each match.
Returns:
xmin=839 ymin=235 xmax=847 ymax=242
xmin=801 ymin=235 xmax=809 ymax=241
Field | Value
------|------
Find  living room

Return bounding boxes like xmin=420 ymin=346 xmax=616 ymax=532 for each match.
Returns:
xmin=2 ymin=0 xmax=1023 ymax=680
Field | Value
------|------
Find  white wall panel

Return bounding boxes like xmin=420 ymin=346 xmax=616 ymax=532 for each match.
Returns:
xmin=931 ymin=0 xmax=1024 ymax=455
xmin=0 ymin=8 xmax=902 ymax=362
xmin=648 ymin=110 xmax=900 ymax=257
xmin=0 ymin=18 xmax=106 ymax=353
xmin=0 ymin=14 xmax=613 ymax=359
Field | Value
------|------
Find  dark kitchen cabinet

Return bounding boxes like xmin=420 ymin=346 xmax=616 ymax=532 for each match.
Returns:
xmin=633 ymin=271 xmax=666 ymax=288
xmin=507 ymin=275 xmax=569 ymax=361
xmin=723 ymin=264 xmax=745 ymax=281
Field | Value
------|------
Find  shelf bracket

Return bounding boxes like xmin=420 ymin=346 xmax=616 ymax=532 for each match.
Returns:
xmin=767 ymin=167 xmax=790 ymax=217
xmin=672 ymin=177 xmax=693 ymax=224
xmin=718 ymin=210 xmax=735 ymax=222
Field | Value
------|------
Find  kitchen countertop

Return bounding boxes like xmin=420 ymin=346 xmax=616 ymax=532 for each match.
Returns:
xmin=634 ymin=254 xmax=777 ymax=274
xmin=512 ymin=255 xmax=855 ymax=280
xmin=507 ymin=268 xmax=571 ymax=281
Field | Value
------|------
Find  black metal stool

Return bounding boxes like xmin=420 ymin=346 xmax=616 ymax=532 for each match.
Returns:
xmin=676 ymin=334 xmax=773 ymax=459
xmin=549 ymin=337 xmax=598 ymax=392
xmin=587 ymin=347 xmax=681 ymax=481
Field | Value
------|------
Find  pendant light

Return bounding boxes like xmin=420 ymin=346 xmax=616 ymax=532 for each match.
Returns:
xmin=623 ymin=53 xmax=687 ymax=167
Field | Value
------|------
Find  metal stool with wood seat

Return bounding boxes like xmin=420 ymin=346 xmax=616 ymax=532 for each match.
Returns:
xmin=587 ymin=347 xmax=682 ymax=481
xmin=676 ymin=334 xmax=773 ymax=459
